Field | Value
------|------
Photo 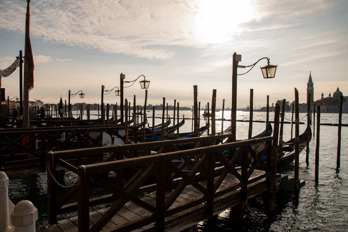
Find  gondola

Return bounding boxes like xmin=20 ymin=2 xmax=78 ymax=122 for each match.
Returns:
xmin=166 ymin=123 xmax=209 ymax=139
xmin=138 ymin=118 xmax=186 ymax=141
xmin=278 ymin=126 xmax=312 ymax=169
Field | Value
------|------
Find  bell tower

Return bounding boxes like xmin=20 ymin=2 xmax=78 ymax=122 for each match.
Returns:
xmin=307 ymin=71 xmax=314 ymax=105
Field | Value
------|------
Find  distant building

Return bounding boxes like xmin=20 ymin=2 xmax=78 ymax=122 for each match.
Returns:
xmin=306 ymin=72 xmax=347 ymax=113
xmin=315 ymin=87 xmax=347 ymax=113
xmin=307 ymin=72 xmax=314 ymax=105
xmin=290 ymin=72 xmax=347 ymax=113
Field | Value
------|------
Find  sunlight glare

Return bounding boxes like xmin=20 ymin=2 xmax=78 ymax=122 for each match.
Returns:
xmin=193 ymin=0 xmax=258 ymax=44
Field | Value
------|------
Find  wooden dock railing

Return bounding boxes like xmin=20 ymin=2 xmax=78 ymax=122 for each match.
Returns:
xmin=46 ymin=126 xmax=279 ymax=231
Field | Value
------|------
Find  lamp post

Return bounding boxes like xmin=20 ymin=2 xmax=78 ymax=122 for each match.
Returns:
xmin=68 ymin=90 xmax=85 ymax=118
xmin=231 ymin=52 xmax=277 ymax=141
xmin=120 ymin=73 xmax=150 ymax=124
xmin=101 ymin=85 xmax=120 ymax=123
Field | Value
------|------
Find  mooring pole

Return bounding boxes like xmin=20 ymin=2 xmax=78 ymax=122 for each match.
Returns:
xmin=133 ymin=95 xmax=136 ymax=125
xmin=337 ymin=95 xmax=343 ymax=170
xmin=306 ymin=93 xmax=311 ymax=166
xmin=313 ymin=105 xmax=316 ymax=137
xmin=125 ymin=99 xmax=129 ymax=144
xmin=291 ymin=104 xmax=294 ymax=139
xmin=87 ymin=104 xmax=90 ymax=121
xmin=177 ymin=102 xmax=180 ymax=138
xmin=231 ymin=52 xmax=240 ymax=142
xmin=143 ymin=90 xmax=148 ymax=142
xmin=194 ymin=85 xmax=199 ymax=137
xmin=211 ymin=89 xmax=216 ymax=136
xmin=266 ymin=95 xmax=269 ymax=132
xmin=161 ymin=97 xmax=165 ymax=140
xmin=173 ymin=99 xmax=176 ymax=130
xmin=268 ymin=103 xmax=280 ymax=213
xmin=294 ymin=88 xmax=300 ymax=192
xmin=19 ymin=50 xmax=23 ymax=116
xmin=206 ymin=102 xmax=210 ymax=135
xmin=120 ymin=73 xmax=125 ymax=124
xmin=279 ymin=99 xmax=285 ymax=148
xmin=152 ymin=106 xmax=155 ymax=139
xmin=315 ymin=105 xmax=320 ymax=185
xmin=221 ymin=99 xmax=225 ymax=134
xmin=248 ymin=89 xmax=254 ymax=139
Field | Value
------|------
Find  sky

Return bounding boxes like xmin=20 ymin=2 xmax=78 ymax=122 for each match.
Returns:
xmin=1 ymin=0 xmax=348 ymax=109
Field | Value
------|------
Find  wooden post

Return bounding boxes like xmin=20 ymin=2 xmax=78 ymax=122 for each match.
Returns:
xmin=173 ymin=99 xmax=176 ymax=129
xmin=231 ymin=52 xmax=239 ymax=142
xmin=129 ymin=102 xmax=132 ymax=122
xmin=115 ymin=103 xmax=118 ymax=123
xmin=313 ymin=105 xmax=316 ymax=137
xmin=80 ymin=104 xmax=83 ymax=120
xmin=337 ymin=95 xmax=343 ymax=170
xmin=161 ymin=97 xmax=165 ymax=140
xmin=206 ymin=151 xmax=215 ymax=218
xmin=152 ymin=106 xmax=155 ymax=139
xmin=125 ymin=99 xmax=129 ymax=144
xmin=294 ymin=88 xmax=300 ymax=192
xmin=166 ymin=103 xmax=169 ymax=122
xmin=106 ymin=104 xmax=110 ymax=124
xmin=268 ymin=103 xmax=280 ymax=212
xmin=211 ymin=89 xmax=216 ymax=136
xmin=177 ymin=102 xmax=180 ymax=138
xmin=221 ymin=99 xmax=225 ymax=134
xmin=315 ymin=105 xmax=320 ymax=185
xmin=306 ymin=93 xmax=311 ymax=166
xmin=266 ymin=95 xmax=269 ymax=132
xmin=64 ymin=100 xmax=67 ymax=118
xmin=97 ymin=104 xmax=100 ymax=120
xmin=143 ymin=90 xmax=148 ymax=142
xmin=19 ymin=50 xmax=23 ymax=116
xmin=206 ymin=102 xmax=210 ymax=136
xmin=279 ymin=99 xmax=285 ymax=148
xmin=87 ymin=104 xmax=90 ymax=121
xmin=198 ymin=101 xmax=201 ymax=128
xmin=194 ymin=85 xmax=199 ymax=137
xmin=78 ymin=166 xmax=89 ymax=232
xmin=47 ymin=152 xmax=57 ymax=224
xmin=291 ymin=103 xmax=294 ymax=139
xmin=248 ymin=89 xmax=253 ymax=139
xmin=133 ymin=95 xmax=136 ymax=124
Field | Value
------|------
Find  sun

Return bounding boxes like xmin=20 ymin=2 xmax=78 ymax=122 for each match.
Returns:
xmin=192 ymin=0 xmax=258 ymax=44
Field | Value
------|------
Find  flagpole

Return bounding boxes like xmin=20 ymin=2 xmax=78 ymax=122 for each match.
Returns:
xmin=23 ymin=0 xmax=34 ymax=128
xmin=19 ymin=50 xmax=23 ymax=116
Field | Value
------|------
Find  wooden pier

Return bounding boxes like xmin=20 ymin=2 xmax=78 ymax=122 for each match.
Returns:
xmin=44 ymin=126 xmax=281 ymax=232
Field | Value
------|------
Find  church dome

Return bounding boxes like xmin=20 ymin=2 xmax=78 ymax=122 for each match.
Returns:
xmin=333 ymin=88 xmax=343 ymax=98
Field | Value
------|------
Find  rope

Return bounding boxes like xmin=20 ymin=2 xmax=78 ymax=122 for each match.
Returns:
xmin=46 ymin=165 xmax=77 ymax=189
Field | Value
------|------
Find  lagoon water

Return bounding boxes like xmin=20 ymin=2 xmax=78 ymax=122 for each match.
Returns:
xmin=7 ymin=111 xmax=348 ymax=231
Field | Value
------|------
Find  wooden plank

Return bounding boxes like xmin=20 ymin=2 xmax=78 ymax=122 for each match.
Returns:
xmin=46 ymin=164 xmax=280 ymax=232
xmin=56 ymin=219 xmax=77 ymax=232
xmin=97 ymin=208 xmax=129 ymax=225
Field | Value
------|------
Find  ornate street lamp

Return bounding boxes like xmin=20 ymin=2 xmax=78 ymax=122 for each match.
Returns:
xmin=101 ymin=85 xmax=120 ymax=122
xmin=68 ymin=90 xmax=85 ymax=118
xmin=120 ymin=73 xmax=150 ymax=124
xmin=231 ymin=52 xmax=277 ymax=141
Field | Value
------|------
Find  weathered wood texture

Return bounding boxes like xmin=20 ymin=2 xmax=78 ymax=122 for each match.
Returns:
xmin=45 ymin=132 xmax=277 ymax=232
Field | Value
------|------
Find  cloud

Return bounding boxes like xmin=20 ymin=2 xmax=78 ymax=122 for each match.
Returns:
xmin=35 ymin=55 xmax=72 ymax=64
xmin=0 ymin=0 xmax=338 ymax=62
xmin=0 ymin=0 xmax=198 ymax=60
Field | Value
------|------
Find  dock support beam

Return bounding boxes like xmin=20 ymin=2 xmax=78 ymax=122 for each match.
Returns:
xmin=267 ymin=103 xmax=280 ymax=213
